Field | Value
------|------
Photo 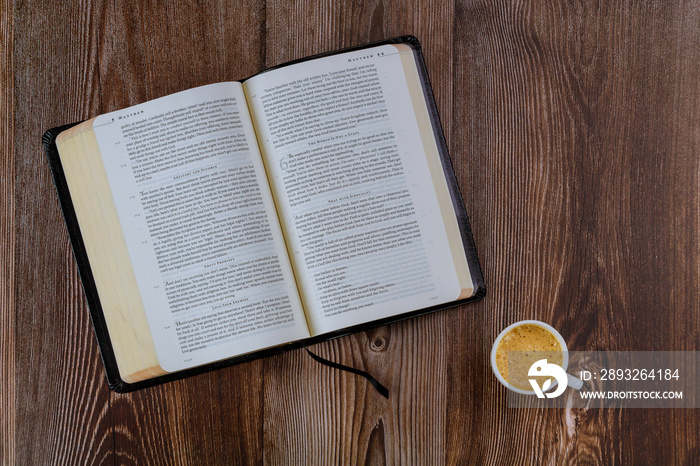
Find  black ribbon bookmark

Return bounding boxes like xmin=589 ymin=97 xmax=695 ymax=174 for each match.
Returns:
xmin=305 ymin=348 xmax=389 ymax=399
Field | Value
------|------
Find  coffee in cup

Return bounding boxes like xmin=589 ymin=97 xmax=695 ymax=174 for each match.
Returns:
xmin=490 ymin=320 xmax=583 ymax=395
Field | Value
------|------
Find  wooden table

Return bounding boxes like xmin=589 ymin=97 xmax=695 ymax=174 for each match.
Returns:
xmin=2 ymin=1 xmax=698 ymax=464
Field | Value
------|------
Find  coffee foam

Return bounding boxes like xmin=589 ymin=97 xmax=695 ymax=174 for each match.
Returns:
xmin=495 ymin=324 xmax=563 ymax=391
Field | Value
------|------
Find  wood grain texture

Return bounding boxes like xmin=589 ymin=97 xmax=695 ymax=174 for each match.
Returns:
xmin=449 ymin=0 xmax=700 ymax=464
xmin=571 ymin=1 xmax=700 ymax=463
xmin=2 ymin=0 xmax=699 ymax=464
xmin=1 ymin=0 xmax=15 ymax=462
xmin=449 ymin=1 xmax=588 ymax=461
xmin=11 ymin=1 xmax=113 ymax=464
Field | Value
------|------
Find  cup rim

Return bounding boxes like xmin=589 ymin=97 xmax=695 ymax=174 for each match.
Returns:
xmin=490 ymin=320 xmax=569 ymax=395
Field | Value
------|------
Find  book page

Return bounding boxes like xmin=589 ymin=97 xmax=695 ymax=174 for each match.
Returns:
xmin=92 ymin=83 xmax=309 ymax=372
xmin=244 ymin=45 xmax=464 ymax=335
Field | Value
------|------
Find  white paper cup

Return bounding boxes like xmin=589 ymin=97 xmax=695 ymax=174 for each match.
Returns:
xmin=490 ymin=320 xmax=583 ymax=395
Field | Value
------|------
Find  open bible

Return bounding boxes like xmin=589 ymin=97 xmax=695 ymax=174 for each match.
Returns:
xmin=43 ymin=36 xmax=484 ymax=392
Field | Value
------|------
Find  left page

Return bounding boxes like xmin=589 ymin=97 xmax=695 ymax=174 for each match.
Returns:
xmin=87 ymin=82 xmax=309 ymax=373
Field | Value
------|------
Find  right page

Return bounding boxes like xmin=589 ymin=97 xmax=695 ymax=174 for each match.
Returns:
xmin=244 ymin=42 xmax=473 ymax=335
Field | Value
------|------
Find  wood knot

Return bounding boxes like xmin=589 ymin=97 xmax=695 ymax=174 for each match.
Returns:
xmin=370 ymin=337 xmax=387 ymax=352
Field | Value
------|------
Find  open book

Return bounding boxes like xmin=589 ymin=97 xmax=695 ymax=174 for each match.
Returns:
xmin=43 ymin=36 xmax=484 ymax=392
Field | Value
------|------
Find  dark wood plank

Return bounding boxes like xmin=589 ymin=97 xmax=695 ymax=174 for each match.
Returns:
xmin=449 ymin=1 xmax=590 ymax=462
xmin=0 ymin=0 xmax=15 ymax=462
xmin=264 ymin=316 xmax=452 ymax=464
xmin=12 ymin=2 xmax=113 ymax=463
xmin=262 ymin=0 xmax=457 ymax=462
xmin=97 ymin=1 xmax=267 ymax=463
xmin=574 ymin=1 xmax=700 ymax=464
xmin=112 ymin=373 xmax=264 ymax=465
xmin=450 ymin=0 xmax=700 ymax=464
